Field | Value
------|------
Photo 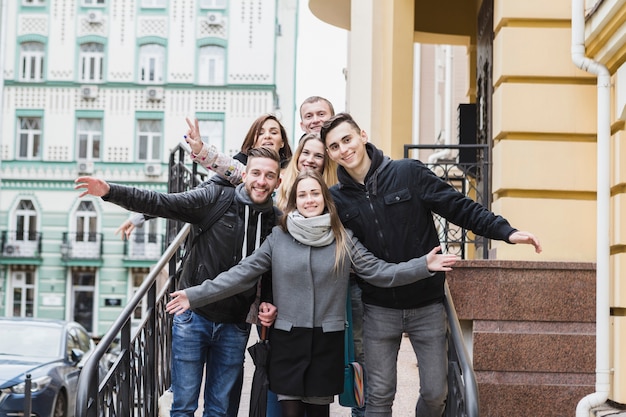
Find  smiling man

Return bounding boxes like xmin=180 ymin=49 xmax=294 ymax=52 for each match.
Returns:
xmin=320 ymin=112 xmax=542 ymax=417
xmin=74 ymin=147 xmax=282 ymax=417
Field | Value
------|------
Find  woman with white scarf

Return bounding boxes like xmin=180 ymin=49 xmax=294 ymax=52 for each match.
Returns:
xmin=166 ymin=170 xmax=458 ymax=417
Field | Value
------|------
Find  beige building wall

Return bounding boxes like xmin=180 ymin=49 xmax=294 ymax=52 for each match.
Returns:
xmin=310 ymin=0 xmax=626 ymax=405
xmin=491 ymin=0 xmax=597 ymax=261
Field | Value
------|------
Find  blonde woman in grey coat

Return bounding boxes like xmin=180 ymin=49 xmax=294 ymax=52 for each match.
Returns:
xmin=166 ymin=170 xmax=458 ymax=417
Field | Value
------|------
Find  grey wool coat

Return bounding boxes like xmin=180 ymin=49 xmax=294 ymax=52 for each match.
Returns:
xmin=184 ymin=225 xmax=434 ymax=397
xmin=185 ymin=226 xmax=434 ymax=332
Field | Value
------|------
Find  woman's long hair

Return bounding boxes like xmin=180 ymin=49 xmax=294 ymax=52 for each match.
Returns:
xmin=279 ymin=170 xmax=349 ymax=272
xmin=240 ymin=114 xmax=292 ymax=165
xmin=276 ymin=133 xmax=338 ymax=211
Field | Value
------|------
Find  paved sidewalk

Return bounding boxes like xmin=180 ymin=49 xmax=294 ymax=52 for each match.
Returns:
xmin=237 ymin=333 xmax=420 ymax=416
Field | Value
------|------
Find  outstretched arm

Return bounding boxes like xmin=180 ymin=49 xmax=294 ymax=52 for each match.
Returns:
xmin=508 ymin=230 xmax=542 ymax=254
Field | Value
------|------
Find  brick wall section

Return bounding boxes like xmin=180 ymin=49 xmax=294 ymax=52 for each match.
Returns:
xmin=446 ymin=260 xmax=596 ymax=417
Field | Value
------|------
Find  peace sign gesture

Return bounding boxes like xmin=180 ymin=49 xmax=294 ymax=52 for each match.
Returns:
xmin=184 ymin=117 xmax=204 ymax=155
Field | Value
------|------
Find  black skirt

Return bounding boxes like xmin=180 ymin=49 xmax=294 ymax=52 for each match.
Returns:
xmin=268 ymin=326 xmax=344 ymax=397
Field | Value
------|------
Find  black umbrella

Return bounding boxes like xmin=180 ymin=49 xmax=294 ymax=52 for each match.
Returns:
xmin=247 ymin=325 xmax=270 ymax=417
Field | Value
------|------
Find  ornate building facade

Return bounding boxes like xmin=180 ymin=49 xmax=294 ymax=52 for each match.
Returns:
xmin=0 ymin=0 xmax=297 ymax=336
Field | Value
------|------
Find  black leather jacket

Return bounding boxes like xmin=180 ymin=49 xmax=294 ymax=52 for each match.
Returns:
xmin=331 ymin=143 xmax=517 ymax=309
xmin=103 ymin=177 xmax=279 ymax=323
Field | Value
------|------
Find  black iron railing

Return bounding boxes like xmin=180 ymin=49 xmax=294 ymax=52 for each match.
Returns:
xmin=404 ymin=143 xmax=490 ymax=259
xmin=0 ymin=230 xmax=42 ymax=258
xmin=405 ymin=144 xmax=484 ymax=417
xmin=75 ymin=144 xmax=207 ymax=417
xmin=443 ymin=282 xmax=479 ymax=417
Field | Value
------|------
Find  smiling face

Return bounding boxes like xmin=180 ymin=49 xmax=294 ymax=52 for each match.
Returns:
xmin=297 ymin=138 xmax=325 ymax=173
xmin=300 ymin=100 xmax=333 ymax=134
xmin=253 ymin=119 xmax=284 ymax=154
xmin=324 ymin=121 xmax=368 ymax=172
xmin=295 ymin=177 xmax=325 ymax=218
xmin=241 ymin=156 xmax=281 ymax=205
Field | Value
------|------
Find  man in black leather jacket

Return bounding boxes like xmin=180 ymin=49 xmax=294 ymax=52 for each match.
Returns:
xmin=320 ymin=113 xmax=542 ymax=417
xmin=75 ymin=147 xmax=282 ymax=417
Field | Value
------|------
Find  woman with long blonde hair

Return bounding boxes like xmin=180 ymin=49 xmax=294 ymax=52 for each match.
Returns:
xmin=276 ymin=133 xmax=337 ymax=211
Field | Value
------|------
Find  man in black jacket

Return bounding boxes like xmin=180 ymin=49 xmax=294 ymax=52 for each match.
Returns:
xmin=320 ymin=113 xmax=542 ymax=417
xmin=75 ymin=147 xmax=282 ymax=417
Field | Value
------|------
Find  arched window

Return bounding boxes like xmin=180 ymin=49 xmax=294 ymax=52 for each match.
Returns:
xmin=198 ymin=45 xmax=225 ymax=85
xmin=79 ymin=42 xmax=104 ymax=82
xmin=17 ymin=116 xmax=42 ymax=160
xmin=15 ymin=199 xmax=37 ymax=241
xmin=76 ymin=201 xmax=97 ymax=242
xmin=19 ymin=42 xmax=44 ymax=82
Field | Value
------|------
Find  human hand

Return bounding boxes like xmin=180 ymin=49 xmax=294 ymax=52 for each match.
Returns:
xmin=74 ymin=177 xmax=111 ymax=198
xmin=509 ymin=231 xmax=542 ymax=253
xmin=426 ymin=246 xmax=459 ymax=272
xmin=185 ymin=117 xmax=204 ymax=155
xmin=166 ymin=291 xmax=190 ymax=315
xmin=258 ymin=302 xmax=277 ymax=327
xmin=115 ymin=220 xmax=136 ymax=241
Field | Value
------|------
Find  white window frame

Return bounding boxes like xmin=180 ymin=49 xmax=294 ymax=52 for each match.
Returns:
xmin=79 ymin=43 xmax=104 ymax=83
xmin=77 ymin=118 xmax=102 ymax=160
xmin=198 ymin=119 xmax=224 ymax=152
xmin=199 ymin=0 xmax=226 ymax=8
xmin=17 ymin=117 xmax=42 ymax=160
xmin=8 ymin=271 xmax=36 ymax=318
xmin=75 ymin=201 xmax=97 ymax=243
xmin=15 ymin=199 xmax=37 ymax=242
xmin=19 ymin=42 xmax=44 ymax=82
xmin=198 ymin=45 xmax=225 ymax=86
xmin=141 ymin=0 xmax=166 ymax=7
xmin=22 ymin=0 xmax=46 ymax=6
xmin=82 ymin=0 xmax=105 ymax=5
xmin=139 ymin=44 xmax=165 ymax=84
xmin=137 ymin=119 xmax=162 ymax=162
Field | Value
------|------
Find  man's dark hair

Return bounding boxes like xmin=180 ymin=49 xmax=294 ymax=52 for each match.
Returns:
xmin=246 ymin=146 xmax=281 ymax=166
xmin=320 ymin=112 xmax=362 ymax=143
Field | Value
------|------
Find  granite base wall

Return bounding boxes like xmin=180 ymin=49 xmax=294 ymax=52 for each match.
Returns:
xmin=446 ymin=260 xmax=596 ymax=417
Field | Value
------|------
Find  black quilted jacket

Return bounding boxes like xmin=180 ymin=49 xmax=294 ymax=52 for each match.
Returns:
xmin=103 ymin=177 xmax=278 ymax=323
xmin=330 ymin=143 xmax=516 ymax=309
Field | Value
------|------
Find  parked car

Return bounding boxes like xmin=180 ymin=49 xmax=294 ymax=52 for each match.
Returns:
xmin=0 ymin=317 xmax=102 ymax=417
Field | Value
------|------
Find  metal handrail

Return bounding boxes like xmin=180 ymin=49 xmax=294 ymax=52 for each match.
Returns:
xmin=75 ymin=144 xmax=206 ymax=417
xmin=75 ymin=225 xmax=187 ymax=417
xmin=443 ymin=282 xmax=480 ymax=417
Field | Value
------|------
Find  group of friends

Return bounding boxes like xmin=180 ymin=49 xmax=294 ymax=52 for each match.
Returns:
xmin=74 ymin=96 xmax=542 ymax=417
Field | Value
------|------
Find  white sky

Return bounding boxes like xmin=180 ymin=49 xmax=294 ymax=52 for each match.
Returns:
xmin=292 ymin=0 xmax=348 ymax=139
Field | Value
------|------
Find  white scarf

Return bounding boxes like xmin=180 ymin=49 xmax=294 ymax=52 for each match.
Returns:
xmin=286 ymin=211 xmax=335 ymax=247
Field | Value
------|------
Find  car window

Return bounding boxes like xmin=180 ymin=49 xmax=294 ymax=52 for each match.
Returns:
xmin=0 ymin=322 xmax=62 ymax=358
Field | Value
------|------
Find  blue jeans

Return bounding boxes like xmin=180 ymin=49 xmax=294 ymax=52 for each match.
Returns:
xmin=170 ymin=310 xmax=250 ymax=417
xmin=362 ymin=302 xmax=448 ymax=417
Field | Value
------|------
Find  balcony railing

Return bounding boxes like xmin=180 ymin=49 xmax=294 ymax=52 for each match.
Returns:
xmin=0 ymin=230 xmax=42 ymax=258
xmin=124 ymin=234 xmax=165 ymax=260
xmin=61 ymin=232 xmax=104 ymax=261
xmin=404 ymin=143 xmax=490 ymax=259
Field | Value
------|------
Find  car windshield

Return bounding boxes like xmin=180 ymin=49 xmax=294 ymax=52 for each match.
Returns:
xmin=0 ymin=322 xmax=62 ymax=358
